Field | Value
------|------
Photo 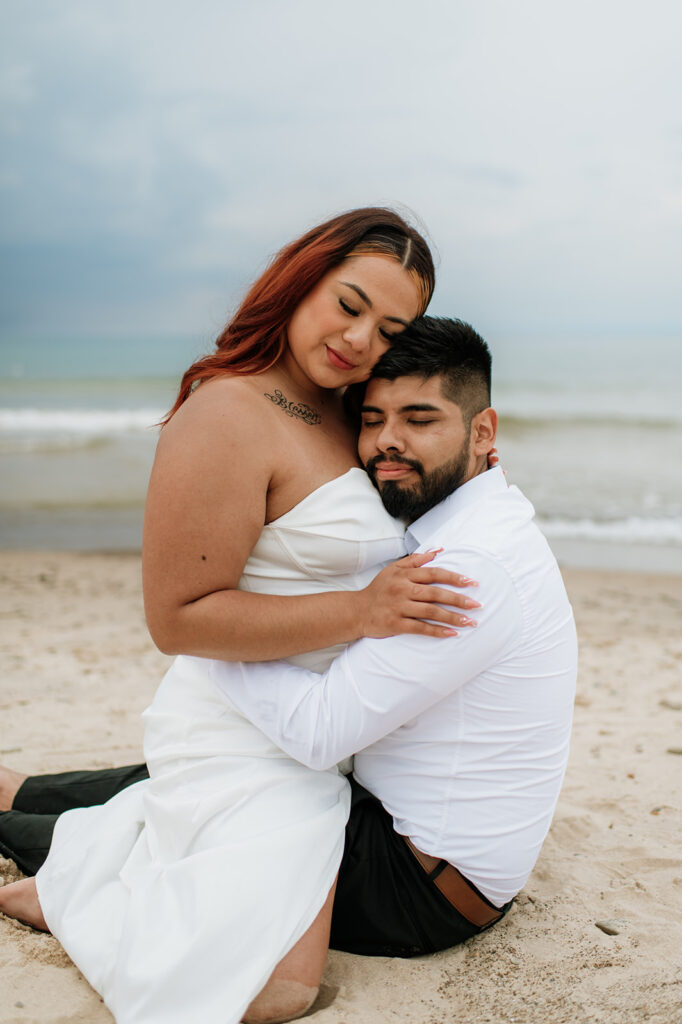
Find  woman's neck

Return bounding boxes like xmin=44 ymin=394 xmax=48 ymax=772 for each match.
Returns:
xmin=269 ymin=355 xmax=334 ymax=410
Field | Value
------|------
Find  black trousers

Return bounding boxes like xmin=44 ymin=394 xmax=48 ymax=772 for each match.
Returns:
xmin=1 ymin=765 xmax=508 ymax=957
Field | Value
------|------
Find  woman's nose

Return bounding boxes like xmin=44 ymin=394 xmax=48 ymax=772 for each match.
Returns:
xmin=342 ymin=319 xmax=373 ymax=352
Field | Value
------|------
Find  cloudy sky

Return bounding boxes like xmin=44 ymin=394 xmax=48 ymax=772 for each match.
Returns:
xmin=1 ymin=0 xmax=680 ymax=350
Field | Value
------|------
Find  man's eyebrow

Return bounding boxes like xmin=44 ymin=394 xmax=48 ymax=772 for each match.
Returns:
xmin=400 ymin=403 xmax=442 ymax=413
xmin=340 ymin=282 xmax=410 ymax=327
xmin=360 ymin=402 xmax=442 ymax=414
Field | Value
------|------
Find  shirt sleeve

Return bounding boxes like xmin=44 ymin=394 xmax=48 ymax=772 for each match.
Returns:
xmin=211 ymin=549 xmax=523 ymax=770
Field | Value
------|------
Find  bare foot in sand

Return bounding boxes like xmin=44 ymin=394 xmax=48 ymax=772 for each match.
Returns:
xmin=0 ymin=765 xmax=27 ymax=811
xmin=0 ymin=878 xmax=49 ymax=931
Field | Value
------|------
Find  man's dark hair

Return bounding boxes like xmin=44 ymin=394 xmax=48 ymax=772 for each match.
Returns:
xmin=346 ymin=316 xmax=492 ymax=425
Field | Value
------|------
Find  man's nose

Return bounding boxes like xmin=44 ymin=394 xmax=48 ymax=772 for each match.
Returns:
xmin=376 ymin=421 xmax=406 ymax=453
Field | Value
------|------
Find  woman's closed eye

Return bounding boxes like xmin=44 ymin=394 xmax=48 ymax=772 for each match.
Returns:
xmin=339 ymin=298 xmax=359 ymax=316
xmin=379 ymin=327 xmax=401 ymax=341
xmin=340 ymin=298 xmax=401 ymax=342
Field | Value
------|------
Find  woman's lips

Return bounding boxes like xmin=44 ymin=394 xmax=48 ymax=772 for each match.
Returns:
xmin=326 ymin=346 xmax=357 ymax=371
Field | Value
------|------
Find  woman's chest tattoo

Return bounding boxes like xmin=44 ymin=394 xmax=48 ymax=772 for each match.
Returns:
xmin=263 ymin=388 xmax=322 ymax=426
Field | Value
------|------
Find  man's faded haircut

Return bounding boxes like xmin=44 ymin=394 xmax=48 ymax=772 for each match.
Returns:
xmin=346 ymin=316 xmax=492 ymax=426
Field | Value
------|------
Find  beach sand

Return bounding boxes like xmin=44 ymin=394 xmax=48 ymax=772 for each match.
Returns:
xmin=1 ymin=551 xmax=681 ymax=1024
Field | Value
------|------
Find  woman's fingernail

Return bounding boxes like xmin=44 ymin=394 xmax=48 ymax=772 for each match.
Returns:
xmin=466 ymin=599 xmax=482 ymax=608
xmin=424 ymin=548 xmax=443 ymax=559
xmin=459 ymin=617 xmax=477 ymax=627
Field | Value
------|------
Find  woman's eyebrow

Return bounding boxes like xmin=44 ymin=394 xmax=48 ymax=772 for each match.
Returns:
xmin=340 ymin=281 xmax=372 ymax=306
xmin=340 ymin=282 xmax=409 ymax=327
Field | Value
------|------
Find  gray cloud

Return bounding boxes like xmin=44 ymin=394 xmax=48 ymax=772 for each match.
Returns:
xmin=1 ymin=0 xmax=680 ymax=343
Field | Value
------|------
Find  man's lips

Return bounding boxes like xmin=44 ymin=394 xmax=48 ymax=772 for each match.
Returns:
xmin=373 ymin=462 xmax=416 ymax=480
xmin=326 ymin=346 xmax=357 ymax=371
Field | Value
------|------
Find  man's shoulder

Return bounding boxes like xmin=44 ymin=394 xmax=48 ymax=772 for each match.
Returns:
xmin=430 ymin=482 xmax=537 ymax=555
xmin=431 ymin=485 xmax=571 ymax=620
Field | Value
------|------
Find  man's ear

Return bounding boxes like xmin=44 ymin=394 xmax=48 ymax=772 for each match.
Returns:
xmin=471 ymin=408 xmax=498 ymax=455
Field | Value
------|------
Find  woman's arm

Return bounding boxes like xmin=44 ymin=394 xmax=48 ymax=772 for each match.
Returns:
xmin=142 ymin=381 xmax=478 ymax=662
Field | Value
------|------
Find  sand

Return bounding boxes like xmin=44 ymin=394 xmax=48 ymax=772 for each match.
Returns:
xmin=1 ymin=550 xmax=681 ymax=1024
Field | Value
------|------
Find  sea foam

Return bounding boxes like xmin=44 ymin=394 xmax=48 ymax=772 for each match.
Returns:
xmin=0 ymin=408 xmax=164 ymax=435
xmin=539 ymin=515 xmax=682 ymax=546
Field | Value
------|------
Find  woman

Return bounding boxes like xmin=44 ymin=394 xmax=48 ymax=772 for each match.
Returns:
xmin=0 ymin=208 xmax=477 ymax=1024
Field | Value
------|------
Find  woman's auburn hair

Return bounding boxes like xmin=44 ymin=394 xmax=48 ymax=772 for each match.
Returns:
xmin=163 ymin=207 xmax=435 ymax=423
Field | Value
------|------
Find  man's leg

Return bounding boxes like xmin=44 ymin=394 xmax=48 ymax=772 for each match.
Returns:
xmin=0 ymin=810 xmax=59 ymax=875
xmin=0 ymin=763 xmax=149 ymax=875
xmin=12 ymin=764 xmax=149 ymax=814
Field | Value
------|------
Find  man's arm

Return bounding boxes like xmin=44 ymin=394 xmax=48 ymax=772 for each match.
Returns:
xmin=212 ymin=551 xmax=522 ymax=770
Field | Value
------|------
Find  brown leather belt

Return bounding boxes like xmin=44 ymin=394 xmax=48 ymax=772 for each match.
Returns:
xmin=403 ymin=836 xmax=503 ymax=929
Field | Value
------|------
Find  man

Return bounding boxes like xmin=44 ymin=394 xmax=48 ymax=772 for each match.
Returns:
xmin=0 ymin=318 xmax=576 ymax=995
xmin=213 ymin=315 xmax=577 ymax=958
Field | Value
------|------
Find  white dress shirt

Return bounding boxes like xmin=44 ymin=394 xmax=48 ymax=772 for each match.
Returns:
xmin=212 ymin=467 xmax=578 ymax=906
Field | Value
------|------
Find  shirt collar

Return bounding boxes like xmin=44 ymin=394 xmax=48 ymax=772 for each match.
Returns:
xmin=404 ymin=466 xmax=508 ymax=553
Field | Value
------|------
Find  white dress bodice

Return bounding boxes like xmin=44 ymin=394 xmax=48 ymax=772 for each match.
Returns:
xmin=240 ymin=467 xmax=406 ymax=669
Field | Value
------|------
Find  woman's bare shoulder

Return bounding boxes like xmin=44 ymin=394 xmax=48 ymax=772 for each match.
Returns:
xmin=172 ymin=374 xmax=271 ymax=419
xmin=160 ymin=375 xmax=279 ymax=449
xmin=146 ymin=375 xmax=275 ymax=563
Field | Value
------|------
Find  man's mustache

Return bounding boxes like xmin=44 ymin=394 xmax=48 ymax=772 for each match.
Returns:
xmin=365 ymin=454 xmax=424 ymax=478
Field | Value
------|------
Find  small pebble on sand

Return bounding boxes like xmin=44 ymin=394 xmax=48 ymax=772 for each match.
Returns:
xmin=595 ymin=920 xmax=627 ymax=936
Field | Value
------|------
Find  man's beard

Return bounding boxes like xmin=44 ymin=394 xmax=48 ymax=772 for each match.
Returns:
xmin=365 ymin=448 xmax=470 ymax=523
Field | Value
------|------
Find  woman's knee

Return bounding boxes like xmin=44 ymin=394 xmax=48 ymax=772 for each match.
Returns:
xmin=242 ymin=978 xmax=318 ymax=1024
xmin=243 ymin=876 xmax=335 ymax=1022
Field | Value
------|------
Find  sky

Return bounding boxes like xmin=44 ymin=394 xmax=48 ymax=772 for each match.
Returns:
xmin=1 ymin=0 xmax=681 ymax=352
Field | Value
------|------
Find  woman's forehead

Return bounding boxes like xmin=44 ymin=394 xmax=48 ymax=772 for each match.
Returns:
xmin=327 ymin=255 xmax=422 ymax=321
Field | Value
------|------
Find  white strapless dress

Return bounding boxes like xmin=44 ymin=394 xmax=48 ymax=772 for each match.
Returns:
xmin=35 ymin=469 xmax=405 ymax=1024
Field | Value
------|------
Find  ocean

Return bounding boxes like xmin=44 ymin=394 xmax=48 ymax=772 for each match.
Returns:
xmin=1 ymin=332 xmax=681 ymax=573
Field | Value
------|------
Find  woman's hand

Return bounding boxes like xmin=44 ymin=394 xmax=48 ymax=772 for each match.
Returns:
xmin=359 ymin=550 xmax=481 ymax=639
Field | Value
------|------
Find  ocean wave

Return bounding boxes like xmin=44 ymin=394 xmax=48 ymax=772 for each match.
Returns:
xmin=0 ymin=435 xmax=112 ymax=455
xmin=538 ymin=515 xmax=682 ymax=545
xmin=498 ymin=410 xmax=682 ymax=430
xmin=0 ymin=408 xmax=164 ymax=435
xmin=494 ymin=389 xmax=682 ymax=427
xmin=2 ymin=403 xmax=680 ymax=437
